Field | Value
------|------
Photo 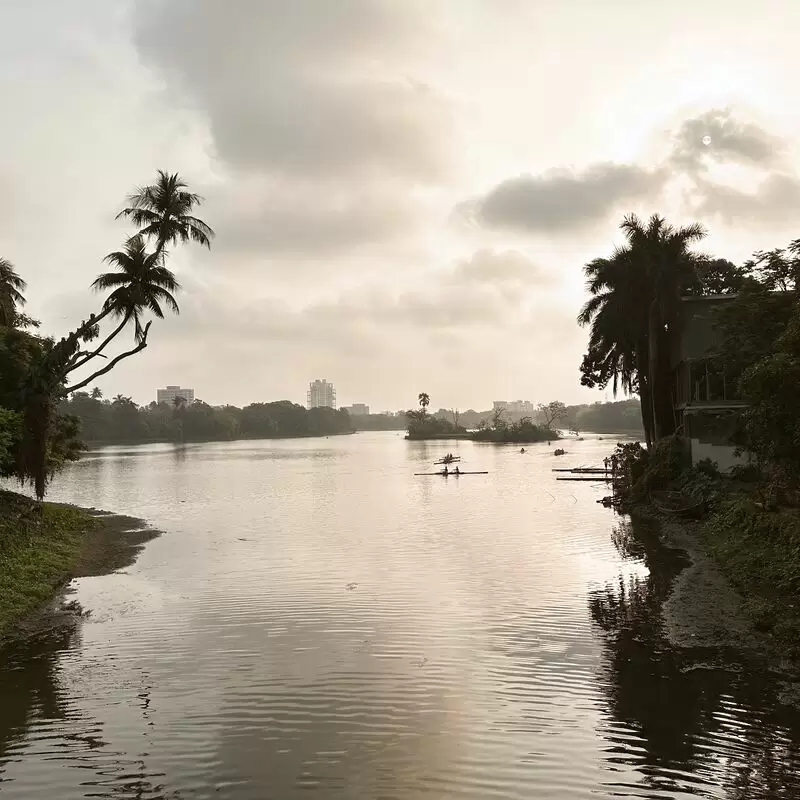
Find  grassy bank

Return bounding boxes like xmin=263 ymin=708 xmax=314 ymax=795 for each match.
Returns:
xmin=0 ymin=490 xmax=159 ymax=642
xmin=0 ymin=490 xmax=93 ymax=637
xmin=703 ymin=497 xmax=800 ymax=659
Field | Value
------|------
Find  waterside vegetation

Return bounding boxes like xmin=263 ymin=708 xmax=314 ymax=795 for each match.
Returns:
xmin=0 ymin=170 xmax=214 ymax=499
xmin=60 ymin=394 xmax=354 ymax=444
xmin=585 ymin=215 xmax=800 ymax=659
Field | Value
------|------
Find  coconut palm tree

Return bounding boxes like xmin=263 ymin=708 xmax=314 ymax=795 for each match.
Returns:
xmin=117 ymin=170 xmax=215 ymax=258
xmin=93 ymin=235 xmax=180 ymax=338
xmin=0 ymin=257 xmax=27 ymax=327
xmin=91 ymin=387 xmax=103 ymax=400
xmin=63 ymin=236 xmax=180 ymax=393
xmin=418 ymin=393 xmax=430 ymax=413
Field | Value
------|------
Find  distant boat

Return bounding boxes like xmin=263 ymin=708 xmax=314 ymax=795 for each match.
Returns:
xmin=434 ymin=453 xmax=461 ymax=465
xmin=414 ymin=470 xmax=487 ymax=476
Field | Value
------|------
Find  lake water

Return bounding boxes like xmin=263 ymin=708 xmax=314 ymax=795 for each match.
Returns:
xmin=1 ymin=432 xmax=799 ymax=798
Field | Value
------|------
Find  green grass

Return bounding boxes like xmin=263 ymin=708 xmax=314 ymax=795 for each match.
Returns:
xmin=0 ymin=490 xmax=94 ymax=637
xmin=703 ymin=496 xmax=800 ymax=658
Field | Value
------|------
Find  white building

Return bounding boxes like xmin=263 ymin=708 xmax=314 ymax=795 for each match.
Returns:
xmin=157 ymin=385 xmax=195 ymax=405
xmin=342 ymin=403 xmax=370 ymax=415
xmin=493 ymin=399 xmax=535 ymax=414
xmin=307 ymin=379 xmax=336 ymax=409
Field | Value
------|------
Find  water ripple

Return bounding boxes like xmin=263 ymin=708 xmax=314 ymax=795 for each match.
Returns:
xmin=1 ymin=434 xmax=799 ymax=798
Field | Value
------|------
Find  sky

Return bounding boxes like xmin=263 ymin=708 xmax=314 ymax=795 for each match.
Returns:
xmin=2 ymin=1 xmax=800 ymax=411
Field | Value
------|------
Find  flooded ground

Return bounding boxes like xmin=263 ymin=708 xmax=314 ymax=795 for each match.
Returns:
xmin=1 ymin=433 xmax=799 ymax=798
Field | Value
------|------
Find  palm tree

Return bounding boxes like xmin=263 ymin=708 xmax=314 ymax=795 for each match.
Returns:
xmin=91 ymin=387 xmax=103 ymax=400
xmin=620 ymin=214 xmax=706 ymax=439
xmin=418 ymin=393 xmax=430 ymax=413
xmin=579 ymin=248 xmax=654 ymax=446
xmin=94 ymin=235 xmax=180 ymax=339
xmin=117 ymin=170 xmax=215 ymax=258
xmin=0 ymin=257 xmax=27 ymax=327
xmin=63 ymin=237 xmax=180 ymax=393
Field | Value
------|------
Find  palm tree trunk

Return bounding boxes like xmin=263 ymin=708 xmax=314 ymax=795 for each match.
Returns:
xmin=64 ymin=314 xmax=130 ymax=375
xmin=647 ymin=299 xmax=677 ymax=440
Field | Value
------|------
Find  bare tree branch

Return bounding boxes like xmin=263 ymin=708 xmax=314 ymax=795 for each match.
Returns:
xmin=64 ymin=322 xmax=151 ymax=393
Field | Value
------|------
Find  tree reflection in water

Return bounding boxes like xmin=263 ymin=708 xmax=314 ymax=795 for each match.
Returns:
xmin=590 ymin=515 xmax=800 ymax=798
xmin=0 ymin=629 xmax=176 ymax=799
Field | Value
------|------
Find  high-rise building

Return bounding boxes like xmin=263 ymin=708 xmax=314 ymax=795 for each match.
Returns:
xmin=342 ymin=403 xmax=370 ymax=415
xmin=157 ymin=385 xmax=195 ymax=405
xmin=307 ymin=379 xmax=336 ymax=409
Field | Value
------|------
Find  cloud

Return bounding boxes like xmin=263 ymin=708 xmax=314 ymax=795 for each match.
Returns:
xmin=201 ymin=177 xmax=422 ymax=258
xmin=690 ymin=173 xmax=800 ymax=225
xmin=449 ymin=249 xmax=550 ymax=286
xmin=669 ymin=107 xmax=785 ymax=173
xmin=456 ymin=163 xmax=666 ymax=234
xmin=458 ymin=107 xmax=798 ymax=237
xmin=135 ymin=0 xmax=451 ymax=181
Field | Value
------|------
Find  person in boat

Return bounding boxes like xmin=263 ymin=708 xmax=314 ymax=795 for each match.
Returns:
xmin=443 ymin=465 xmax=449 ymax=476
xmin=453 ymin=466 xmax=461 ymax=475
xmin=520 ymin=447 xmax=525 ymax=454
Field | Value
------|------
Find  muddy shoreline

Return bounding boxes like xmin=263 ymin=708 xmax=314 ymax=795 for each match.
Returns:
xmin=635 ymin=508 xmax=800 ymax=706
xmin=6 ymin=505 xmax=160 ymax=646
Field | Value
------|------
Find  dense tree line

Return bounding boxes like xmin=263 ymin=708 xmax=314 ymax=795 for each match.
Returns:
xmin=59 ymin=394 xmax=354 ymax=443
xmin=0 ymin=171 xmax=213 ymax=497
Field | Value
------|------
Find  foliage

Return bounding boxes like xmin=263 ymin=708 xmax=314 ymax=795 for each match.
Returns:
xmin=713 ymin=282 xmax=795 ymax=380
xmin=405 ymin=410 xmax=465 ymax=439
xmin=58 ymin=394 xmax=354 ymax=443
xmin=0 ymin=490 xmax=93 ymax=637
xmin=471 ymin=416 xmax=555 ymax=443
xmin=704 ymin=496 xmax=800 ymax=657
xmin=0 ymin=258 xmax=27 ymax=328
xmin=712 ymin=285 xmax=800 ymax=499
xmin=405 ymin=393 xmax=466 ymax=439
xmin=0 ymin=170 xmax=213 ymax=498
xmin=610 ymin=436 xmax=687 ymax=504
xmin=537 ymin=400 xmax=568 ymax=430
xmin=0 ymin=408 xmax=21 ymax=475
xmin=578 ymin=214 xmax=709 ymax=447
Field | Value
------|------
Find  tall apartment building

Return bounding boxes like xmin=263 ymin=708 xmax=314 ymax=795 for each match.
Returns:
xmin=307 ymin=379 xmax=336 ymax=410
xmin=157 ymin=385 xmax=195 ymax=405
xmin=342 ymin=403 xmax=370 ymax=415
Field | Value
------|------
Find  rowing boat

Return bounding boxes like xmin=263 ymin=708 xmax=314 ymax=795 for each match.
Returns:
xmin=414 ymin=471 xmax=488 ymax=476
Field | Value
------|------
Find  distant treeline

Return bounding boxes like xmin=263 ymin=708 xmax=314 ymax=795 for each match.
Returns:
xmin=60 ymin=393 xmax=354 ymax=444
xmin=350 ymin=399 xmax=644 ymax=434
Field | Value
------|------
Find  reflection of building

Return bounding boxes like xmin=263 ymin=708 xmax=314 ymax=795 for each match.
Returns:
xmin=307 ymin=379 xmax=336 ymax=409
xmin=342 ymin=403 xmax=370 ymax=415
xmin=673 ymin=295 xmax=747 ymax=472
xmin=157 ymin=385 xmax=195 ymax=405
xmin=493 ymin=400 xmax=535 ymax=414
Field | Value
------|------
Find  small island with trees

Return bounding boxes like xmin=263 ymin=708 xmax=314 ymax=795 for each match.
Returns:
xmin=405 ymin=393 xmax=562 ymax=443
